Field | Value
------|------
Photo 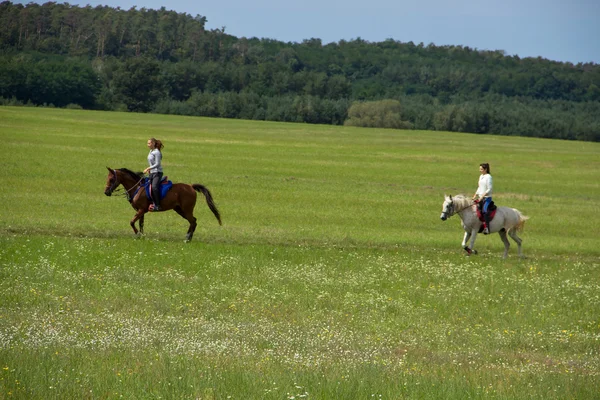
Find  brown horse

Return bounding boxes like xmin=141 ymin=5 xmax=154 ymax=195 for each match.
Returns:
xmin=104 ymin=167 xmax=221 ymax=242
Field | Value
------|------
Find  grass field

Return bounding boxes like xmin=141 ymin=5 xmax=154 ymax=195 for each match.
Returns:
xmin=1 ymin=106 xmax=599 ymax=399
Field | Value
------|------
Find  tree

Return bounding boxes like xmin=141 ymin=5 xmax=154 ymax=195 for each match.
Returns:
xmin=112 ymin=56 xmax=164 ymax=112
xmin=1 ymin=2 xmax=599 ymax=141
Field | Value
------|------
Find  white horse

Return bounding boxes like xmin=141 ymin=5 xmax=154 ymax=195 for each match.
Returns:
xmin=440 ymin=194 xmax=529 ymax=258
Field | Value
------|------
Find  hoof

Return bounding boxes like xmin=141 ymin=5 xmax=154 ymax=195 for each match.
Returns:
xmin=472 ymin=250 xmax=478 ymax=255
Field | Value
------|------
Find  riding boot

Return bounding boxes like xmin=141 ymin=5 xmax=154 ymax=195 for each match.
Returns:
xmin=152 ymin=185 xmax=161 ymax=211
xmin=483 ymin=213 xmax=490 ymax=235
xmin=150 ymin=173 xmax=162 ymax=211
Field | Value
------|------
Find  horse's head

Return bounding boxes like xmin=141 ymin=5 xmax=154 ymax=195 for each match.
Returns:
xmin=440 ymin=195 xmax=454 ymax=221
xmin=104 ymin=167 xmax=119 ymax=196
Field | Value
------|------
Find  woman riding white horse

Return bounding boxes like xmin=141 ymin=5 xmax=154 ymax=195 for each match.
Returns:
xmin=473 ymin=162 xmax=493 ymax=234
xmin=440 ymin=194 xmax=529 ymax=258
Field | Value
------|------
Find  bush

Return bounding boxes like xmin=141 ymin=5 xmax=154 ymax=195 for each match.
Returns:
xmin=0 ymin=97 xmax=24 ymax=106
xmin=345 ymin=99 xmax=413 ymax=129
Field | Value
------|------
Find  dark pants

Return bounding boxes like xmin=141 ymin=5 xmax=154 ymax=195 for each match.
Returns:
xmin=149 ymin=172 xmax=163 ymax=207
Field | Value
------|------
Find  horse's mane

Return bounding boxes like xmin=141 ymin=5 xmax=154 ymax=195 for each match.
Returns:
xmin=451 ymin=194 xmax=473 ymax=210
xmin=118 ymin=168 xmax=144 ymax=181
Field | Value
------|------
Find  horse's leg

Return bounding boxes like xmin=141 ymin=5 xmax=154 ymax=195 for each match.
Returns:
xmin=185 ymin=213 xmax=197 ymax=242
xmin=468 ymin=230 xmax=479 ymax=255
xmin=462 ymin=231 xmax=472 ymax=255
xmin=508 ymin=229 xmax=524 ymax=257
xmin=499 ymin=229 xmax=510 ymax=259
xmin=174 ymin=206 xmax=197 ymax=242
xmin=173 ymin=206 xmax=185 ymax=218
xmin=130 ymin=209 xmax=146 ymax=237
xmin=131 ymin=194 xmax=150 ymax=236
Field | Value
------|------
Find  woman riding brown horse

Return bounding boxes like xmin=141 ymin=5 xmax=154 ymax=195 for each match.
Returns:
xmin=104 ymin=167 xmax=221 ymax=242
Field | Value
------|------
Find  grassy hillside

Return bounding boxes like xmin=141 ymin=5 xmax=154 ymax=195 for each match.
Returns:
xmin=1 ymin=107 xmax=599 ymax=399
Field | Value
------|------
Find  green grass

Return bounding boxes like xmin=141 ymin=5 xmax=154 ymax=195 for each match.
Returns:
xmin=1 ymin=106 xmax=599 ymax=399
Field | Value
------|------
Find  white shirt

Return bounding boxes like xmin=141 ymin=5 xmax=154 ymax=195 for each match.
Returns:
xmin=476 ymin=174 xmax=493 ymax=198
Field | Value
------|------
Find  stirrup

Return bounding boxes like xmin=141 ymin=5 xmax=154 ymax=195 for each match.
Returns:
xmin=149 ymin=204 xmax=161 ymax=212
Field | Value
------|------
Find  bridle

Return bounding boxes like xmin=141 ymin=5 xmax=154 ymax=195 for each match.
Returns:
xmin=105 ymin=169 xmax=121 ymax=195
xmin=441 ymin=198 xmax=475 ymax=219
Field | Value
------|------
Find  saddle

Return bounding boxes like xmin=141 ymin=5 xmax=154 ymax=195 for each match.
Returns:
xmin=144 ymin=176 xmax=173 ymax=202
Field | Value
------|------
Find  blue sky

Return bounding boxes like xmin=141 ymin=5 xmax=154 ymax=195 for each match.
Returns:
xmin=15 ymin=0 xmax=600 ymax=64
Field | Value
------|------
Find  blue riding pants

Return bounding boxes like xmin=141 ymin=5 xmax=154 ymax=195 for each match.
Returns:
xmin=482 ymin=197 xmax=492 ymax=213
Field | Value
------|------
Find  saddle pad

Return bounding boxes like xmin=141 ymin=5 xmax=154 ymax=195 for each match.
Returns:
xmin=144 ymin=179 xmax=173 ymax=202
xmin=477 ymin=208 xmax=497 ymax=222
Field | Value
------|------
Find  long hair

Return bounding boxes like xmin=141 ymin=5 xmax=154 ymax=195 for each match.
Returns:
xmin=480 ymin=163 xmax=490 ymax=174
xmin=149 ymin=138 xmax=164 ymax=151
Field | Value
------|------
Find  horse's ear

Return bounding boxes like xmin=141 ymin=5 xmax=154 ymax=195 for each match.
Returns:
xmin=106 ymin=166 xmax=112 ymax=171
xmin=449 ymin=195 xmax=452 ymax=200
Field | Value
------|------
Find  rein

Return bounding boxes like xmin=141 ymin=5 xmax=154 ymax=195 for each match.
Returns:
xmin=112 ymin=182 xmax=142 ymax=197
xmin=454 ymin=201 xmax=476 ymax=214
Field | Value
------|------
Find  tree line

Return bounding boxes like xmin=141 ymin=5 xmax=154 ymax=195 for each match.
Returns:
xmin=0 ymin=1 xmax=599 ymax=141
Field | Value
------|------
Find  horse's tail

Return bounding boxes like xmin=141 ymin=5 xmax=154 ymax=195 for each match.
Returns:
xmin=512 ymin=209 xmax=530 ymax=232
xmin=192 ymin=184 xmax=222 ymax=225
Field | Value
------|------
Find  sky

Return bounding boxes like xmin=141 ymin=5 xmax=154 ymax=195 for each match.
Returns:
xmin=15 ymin=0 xmax=600 ymax=64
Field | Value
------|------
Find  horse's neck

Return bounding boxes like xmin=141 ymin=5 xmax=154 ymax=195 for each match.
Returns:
xmin=119 ymin=174 xmax=140 ymax=191
xmin=457 ymin=207 xmax=475 ymax=220
xmin=454 ymin=198 xmax=476 ymax=221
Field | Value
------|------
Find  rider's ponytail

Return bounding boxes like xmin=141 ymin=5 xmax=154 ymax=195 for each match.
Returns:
xmin=149 ymin=138 xmax=164 ymax=151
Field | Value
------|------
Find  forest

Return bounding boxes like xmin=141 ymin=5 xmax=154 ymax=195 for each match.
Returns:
xmin=1 ymin=1 xmax=599 ymax=141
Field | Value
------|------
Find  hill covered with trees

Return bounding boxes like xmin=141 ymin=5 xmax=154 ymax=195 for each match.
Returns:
xmin=1 ymin=1 xmax=599 ymax=141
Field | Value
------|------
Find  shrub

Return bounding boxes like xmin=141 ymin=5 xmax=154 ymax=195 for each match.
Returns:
xmin=344 ymin=99 xmax=412 ymax=129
